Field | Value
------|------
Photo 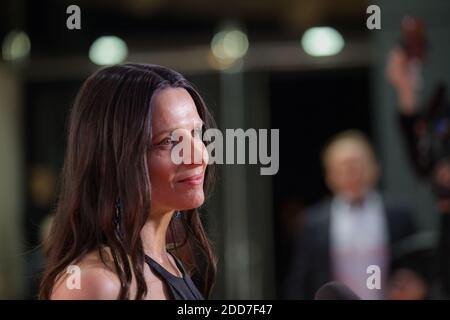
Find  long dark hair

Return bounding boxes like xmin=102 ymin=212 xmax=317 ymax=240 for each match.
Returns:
xmin=39 ymin=63 xmax=217 ymax=299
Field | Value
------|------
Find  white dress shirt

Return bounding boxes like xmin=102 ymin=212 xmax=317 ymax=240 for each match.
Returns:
xmin=330 ymin=191 xmax=390 ymax=299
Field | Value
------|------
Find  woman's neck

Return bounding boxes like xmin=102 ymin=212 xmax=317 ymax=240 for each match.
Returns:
xmin=140 ymin=208 xmax=174 ymax=262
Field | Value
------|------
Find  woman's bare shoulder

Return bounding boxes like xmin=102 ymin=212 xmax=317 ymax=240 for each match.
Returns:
xmin=50 ymin=248 xmax=121 ymax=300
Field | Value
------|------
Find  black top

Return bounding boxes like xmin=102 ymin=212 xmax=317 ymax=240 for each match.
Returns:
xmin=144 ymin=253 xmax=204 ymax=300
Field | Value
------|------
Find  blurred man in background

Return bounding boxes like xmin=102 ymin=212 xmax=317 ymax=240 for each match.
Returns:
xmin=283 ymin=130 xmax=418 ymax=299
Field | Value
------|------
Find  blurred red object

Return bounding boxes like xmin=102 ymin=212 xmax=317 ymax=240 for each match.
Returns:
xmin=401 ymin=16 xmax=426 ymax=61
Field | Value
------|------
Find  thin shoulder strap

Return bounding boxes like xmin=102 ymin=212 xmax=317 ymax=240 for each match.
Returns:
xmin=144 ymin=253 xmax=204 ymax=300
xmin=167 ymin=251 xmax=189 ymax=276
xmin=167 ymin=252 xmax=204 ymax=300
xmin=144 ymin=254 xmax=185 ymax=300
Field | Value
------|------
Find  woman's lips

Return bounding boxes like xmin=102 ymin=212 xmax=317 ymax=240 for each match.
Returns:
xmin=178 ymin=173 xmax=204 ymax=185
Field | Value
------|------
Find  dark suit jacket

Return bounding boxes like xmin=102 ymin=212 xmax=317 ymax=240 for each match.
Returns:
xmin=283 ymin=196 xmax=417 ymax=299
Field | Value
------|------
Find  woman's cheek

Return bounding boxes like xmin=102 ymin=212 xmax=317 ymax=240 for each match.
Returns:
xmin=149 ymin=154 xmax=176 ymax=188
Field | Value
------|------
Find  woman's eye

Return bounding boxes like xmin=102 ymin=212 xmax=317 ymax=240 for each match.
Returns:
xmin=158 ymin=137 xmax=175 ymax=146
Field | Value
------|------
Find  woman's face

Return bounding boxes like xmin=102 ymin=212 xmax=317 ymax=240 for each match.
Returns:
xmin=148 ymin=87 xmax=208 ymax=216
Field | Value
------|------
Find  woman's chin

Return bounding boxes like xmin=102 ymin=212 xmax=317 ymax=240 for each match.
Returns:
xmin=178 ymin=194 xmax=205 ymax=210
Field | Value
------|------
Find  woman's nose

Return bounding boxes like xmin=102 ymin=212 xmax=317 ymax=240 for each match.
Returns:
xmin=183 ymin=134 xmax=208 ymax=166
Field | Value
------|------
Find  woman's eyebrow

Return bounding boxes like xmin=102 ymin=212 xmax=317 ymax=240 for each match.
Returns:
xmin=153 ymin=120 xmax=205 ymax=138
